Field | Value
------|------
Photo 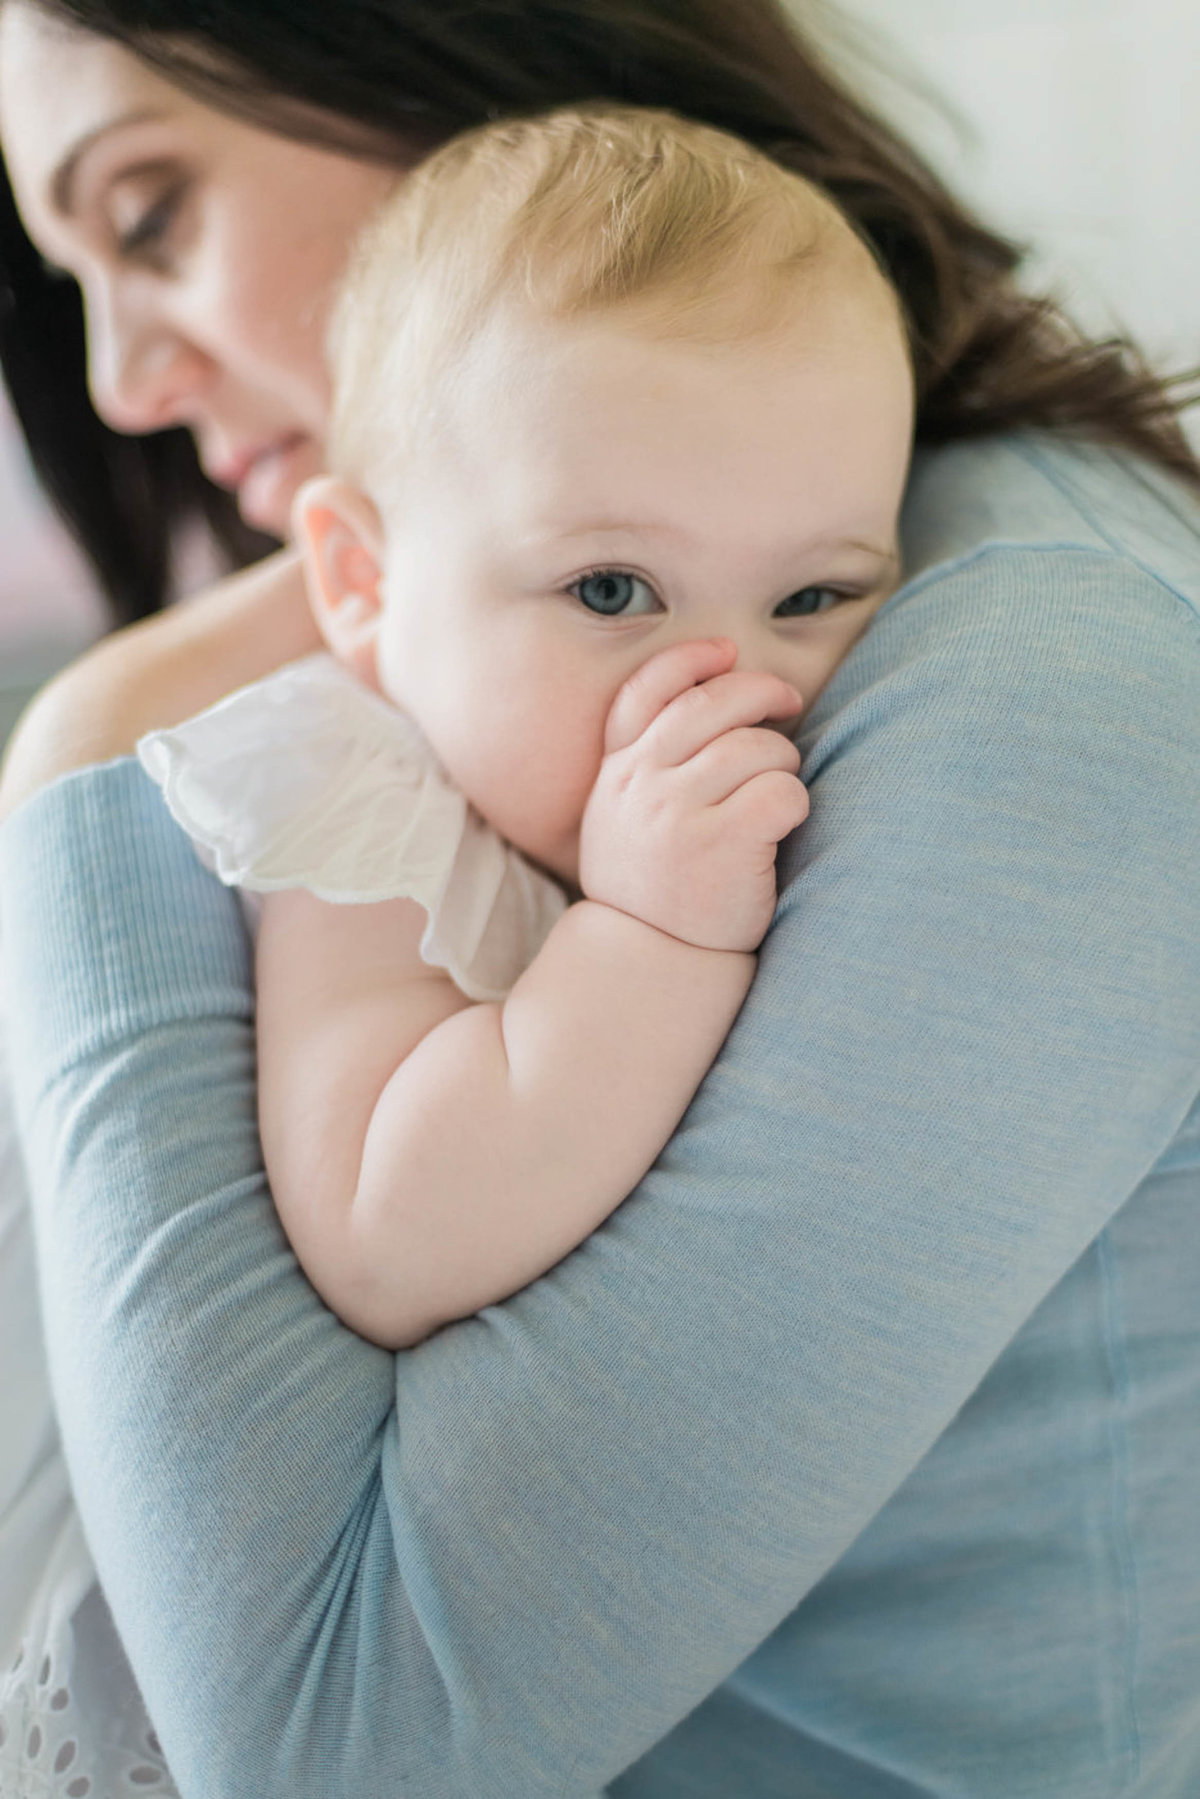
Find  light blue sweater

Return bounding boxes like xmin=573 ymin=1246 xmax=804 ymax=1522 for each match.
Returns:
xmin=2 ymin=434 xmax=1199 ymax=1798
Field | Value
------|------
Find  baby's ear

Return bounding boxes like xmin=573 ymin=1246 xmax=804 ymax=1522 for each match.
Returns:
xmin=292 ymin=475 xmax=386 ymax=687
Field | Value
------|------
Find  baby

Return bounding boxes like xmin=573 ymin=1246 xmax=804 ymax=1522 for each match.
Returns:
xmin=140 ymin=105 xmax=914 ymax=1348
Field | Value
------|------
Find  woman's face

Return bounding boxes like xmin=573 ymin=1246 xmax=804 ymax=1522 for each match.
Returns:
xmin=0 ymin=5 xmax=400 ymax=536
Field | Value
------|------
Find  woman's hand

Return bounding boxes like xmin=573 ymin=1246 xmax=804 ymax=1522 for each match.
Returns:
xmin=578 ymin=636 xmax=809 ymax=953
xmin=0 ymin=548 xmax=320 ymax=822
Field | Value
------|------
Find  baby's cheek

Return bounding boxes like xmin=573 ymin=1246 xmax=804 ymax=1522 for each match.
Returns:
xmin=502 ymin=743 xmax=595 ymax=877
xmin=450 ymin=669 xmax=602 ymax=870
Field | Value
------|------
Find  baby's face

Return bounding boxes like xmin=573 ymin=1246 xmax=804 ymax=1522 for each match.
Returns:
xmin=371 ymin=276 xmax=914 ymax=888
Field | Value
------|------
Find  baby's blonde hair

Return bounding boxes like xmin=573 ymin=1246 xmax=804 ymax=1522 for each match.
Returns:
xmin=328 ymin=104 xmax=889 ymax=497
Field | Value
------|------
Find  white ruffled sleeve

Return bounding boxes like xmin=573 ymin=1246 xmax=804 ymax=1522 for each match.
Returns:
xmin=136 ymin=653 xmax=567 ymax=1002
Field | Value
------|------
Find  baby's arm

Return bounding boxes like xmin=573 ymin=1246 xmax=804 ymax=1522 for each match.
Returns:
xmin=257 ymin=638 xmax=807 ymax=1349
xmin=256 ymin=889 xmax=753 ymax=1348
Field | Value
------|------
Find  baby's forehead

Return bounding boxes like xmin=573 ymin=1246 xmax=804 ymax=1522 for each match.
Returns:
xmin=347 ymin=181 xmax=909 ymax=521
xmin=461 ymin=236 xmax=901 ymax=404
xmin=402 ymin=281 xmax=912 ymax=528
xmin=372 ymin=295 xmax=901 ymax=550
xmin=330 ymin=109 xmax=910 ymax=501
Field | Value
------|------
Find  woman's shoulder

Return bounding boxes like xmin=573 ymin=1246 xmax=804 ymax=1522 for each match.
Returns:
xmin=801 ymin=430 xmax=1199 ymax=764
xmin=899 ymin=430 xmax=1200 ymax=619
xmin=0 ymin=551 xmax=315 ymax=825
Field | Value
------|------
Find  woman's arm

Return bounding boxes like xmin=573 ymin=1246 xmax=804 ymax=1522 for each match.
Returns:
xmin=257 ymin=888 xmax=751 ymax=1348
xmin=0 ymin=547 xmax=318 ymax=819
xmin=2 ymin=539 xmax=1198 ymax=1795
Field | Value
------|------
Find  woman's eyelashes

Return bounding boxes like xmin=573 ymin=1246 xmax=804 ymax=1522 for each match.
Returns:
xmin=566 ymin=568 xmax=855 ymax=620
xmin=113 ymin=180 xmax=188 ymax=265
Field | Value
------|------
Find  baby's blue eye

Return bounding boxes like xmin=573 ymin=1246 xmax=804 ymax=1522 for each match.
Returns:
xmin=774 ymin=587 xmax=843 ymax=618
xmin=570 ymin=570 xmax=659 ymax=617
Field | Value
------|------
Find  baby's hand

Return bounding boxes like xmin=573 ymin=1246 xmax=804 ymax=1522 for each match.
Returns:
xmin=578 ymin=638 xmax=810 ymax=953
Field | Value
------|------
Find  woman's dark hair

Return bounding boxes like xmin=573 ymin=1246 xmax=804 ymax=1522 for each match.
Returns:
xmin=2 ymin=0 xmax=1198 ymax=625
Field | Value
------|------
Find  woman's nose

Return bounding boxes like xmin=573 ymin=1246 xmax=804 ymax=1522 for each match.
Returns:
xmin=85 ymin=287 xmax=209 ymax=436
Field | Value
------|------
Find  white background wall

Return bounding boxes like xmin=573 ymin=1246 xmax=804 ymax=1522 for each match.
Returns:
xmin=2 ymin=0 xmax=1199 ymax=678
xmin=806 ymin=0 xmax=1200 ymax=382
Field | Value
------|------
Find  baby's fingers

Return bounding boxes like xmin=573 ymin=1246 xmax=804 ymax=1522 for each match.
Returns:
xmin=645 ymin=669 xmax=803 ymax=770
xmin=603 ymin=638 xmax=738 ymax=753
xmin=717 ymin=767 xmax=811 ymax=845
xmin=681 ymin=725 xmax=802 ymax=807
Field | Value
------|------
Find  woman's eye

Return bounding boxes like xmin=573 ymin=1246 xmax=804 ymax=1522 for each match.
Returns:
xmin=115 ymin=183 xmax=186 ymax=261
xmin=568 ymin=569 xmax=660 ymax=617
xmin=774 ymin=586 xmax=845 ymax=618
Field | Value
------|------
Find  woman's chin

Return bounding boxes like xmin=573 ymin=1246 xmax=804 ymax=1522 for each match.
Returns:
xmin=236 ymin=434 xmax=323 ymax=538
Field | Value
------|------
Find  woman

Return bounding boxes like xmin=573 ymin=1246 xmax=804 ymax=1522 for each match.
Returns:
xmin=0 ymin=1 xmax=1197 ymax=1794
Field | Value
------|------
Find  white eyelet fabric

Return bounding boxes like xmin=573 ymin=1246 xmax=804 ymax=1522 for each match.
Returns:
xmin=0 ymin=1586 xmax=178 ymax=1797
xmin=136 ymin=652 xmax=568 ymax=1001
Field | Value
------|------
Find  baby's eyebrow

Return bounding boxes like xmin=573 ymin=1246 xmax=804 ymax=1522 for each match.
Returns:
xmin=841 ymin=539 xmax=901 ymax=567
xmin=529 ymin=518 xmax=689 ymax=546
xmin=527 ymin=521 xmax=900 ymax=566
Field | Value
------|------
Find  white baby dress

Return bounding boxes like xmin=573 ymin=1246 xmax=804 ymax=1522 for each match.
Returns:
xmin=136 ymin=651 xmax=568 ymax=999
xmin=0 ymin=654 xmax=568 ymax=1794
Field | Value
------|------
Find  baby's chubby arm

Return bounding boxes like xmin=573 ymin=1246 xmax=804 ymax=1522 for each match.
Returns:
xmin=257 ymin=637 xmax=808 ymax=1348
